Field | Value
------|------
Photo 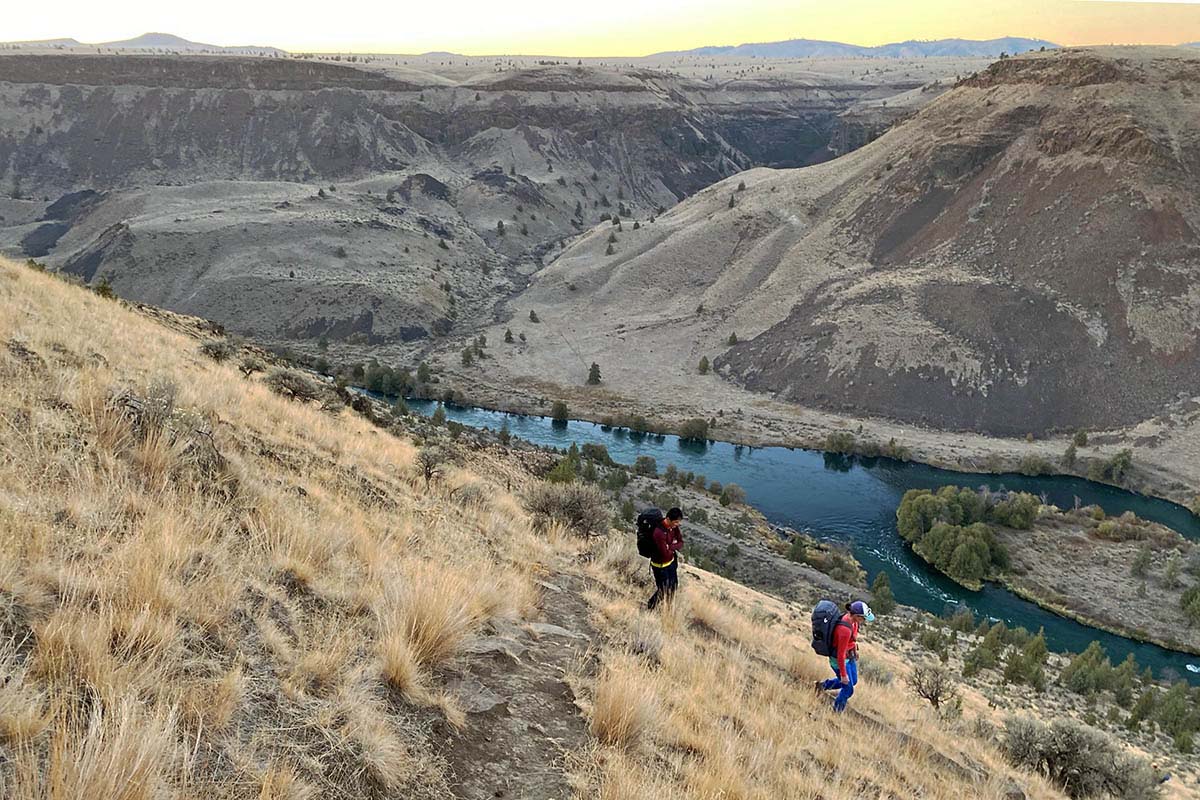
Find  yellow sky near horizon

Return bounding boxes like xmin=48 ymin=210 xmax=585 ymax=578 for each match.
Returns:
xmin=6 ymin=0 xmax=1200 ymax=55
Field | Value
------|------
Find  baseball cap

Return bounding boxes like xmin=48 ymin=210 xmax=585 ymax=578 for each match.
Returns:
xmin=849 ymin=600 xmax=876 ymax=622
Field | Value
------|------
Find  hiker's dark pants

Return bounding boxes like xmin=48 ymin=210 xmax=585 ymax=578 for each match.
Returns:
xmin=647 ymin=560 xmax=678 ymax=609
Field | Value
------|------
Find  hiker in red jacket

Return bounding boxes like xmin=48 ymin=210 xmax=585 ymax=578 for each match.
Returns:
xmin=647 ymin=507 xmax=684 ymax=610
xmin=815 ymin=600 xmax=875 ymax=712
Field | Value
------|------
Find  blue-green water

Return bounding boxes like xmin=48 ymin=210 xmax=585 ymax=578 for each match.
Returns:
xmin=408 ymin=399 xmax=1200 ymax=683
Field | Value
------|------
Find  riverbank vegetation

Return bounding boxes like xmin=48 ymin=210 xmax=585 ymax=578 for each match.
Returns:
xmin=895 ymin=487 xmax=1031 ymax=588
xmin=897 ymin=486 xmax=1200 ymax=652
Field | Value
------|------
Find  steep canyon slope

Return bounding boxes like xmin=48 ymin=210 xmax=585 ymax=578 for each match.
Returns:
xmin=0 ymin=256 xmax=1072 ymax=800
xmin=483 ymin=47 xmax=1200 ymax=438
xmin=0 ymin=53 xmax=972 ymax=349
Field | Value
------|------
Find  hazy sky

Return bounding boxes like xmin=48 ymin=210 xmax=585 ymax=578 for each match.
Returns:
xmin=6 ymin=0 xmax=1200 ymax=55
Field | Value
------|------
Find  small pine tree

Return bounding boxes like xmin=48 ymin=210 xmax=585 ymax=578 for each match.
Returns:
xmin=504 ymin=329 xmax=514 ymax=344
xmin=698 ymin=356 xmax=710 ymax=375
xmin=432 ymin=405 xmax=447 ymax=426
xmin=737 ymin=180 xmax=746 ymax=191
xmin=871 ymin=571 xmax=897 ymax=615
xmin=1164 ymin=553 xmax=1183 ymax=588
xmin=728 ymin=195 xmax=735 ymax=209
xmin=461 ymin=347 xmax=474 ymax=366
xmin=605 ymin=243 xmax=614 ymax=255
xmin=608 ymin=232 xmax=617 ymax=243
xmin=727 ymin=332 xmax=738 ymax=345
xmin=544 ymin=456 xmax=577 ymax=483
xmin=1062 ymin=442 xmax=1077 ymax=469
xmin=529 ymin=310 xmax=540 ymax=323
xmin=1074 ymin=430 xmax=1089 ymax=447
xmin=497 ymin=220 xmax=506 ymax=236
xmin=1023 ymin=628 xmax=1048 ymax=665
xmin=587 ymin=363 xmax=602 ymax=385
xmin=93 ymin=276 xmax=116 ymax=300
xmin=1131 ymin=544 xmax=1152 ymax=578
xmin=551 ymin=400 xmax=569 ymax=422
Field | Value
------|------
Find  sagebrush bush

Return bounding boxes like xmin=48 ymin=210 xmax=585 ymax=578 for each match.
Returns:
xmin=199 ymin=339 xmax=237 ymax=363
xmin=525 ymin=482 xmax=610 ymax=537
xmin=1001 ymin=716 xmax=1158 ymax=799
xmin=264 ymin=368 xmax=327 ymax=403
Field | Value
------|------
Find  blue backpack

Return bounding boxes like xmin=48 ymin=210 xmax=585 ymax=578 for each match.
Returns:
xmin=811 ymin=600 xmax=850 ymax=657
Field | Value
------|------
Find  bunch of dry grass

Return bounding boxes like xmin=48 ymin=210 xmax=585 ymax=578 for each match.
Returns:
xmin=589 ymin=655 xmax=661 ymax=747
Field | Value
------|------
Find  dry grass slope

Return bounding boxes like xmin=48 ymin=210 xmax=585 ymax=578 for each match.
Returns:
xmin=0 ymin=258 xmax=548 ymax=798
xmin=0 ymin=256 xmax=1069 ymax=799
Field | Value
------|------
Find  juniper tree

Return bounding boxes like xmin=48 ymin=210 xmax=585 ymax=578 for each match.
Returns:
xmin=1131 ymin=544 xmax=1152 ymax=578
xmin=871 ymin=571 xmax=897 ymax=615
xmin=587 ymin=363 xmax=602 ymax=385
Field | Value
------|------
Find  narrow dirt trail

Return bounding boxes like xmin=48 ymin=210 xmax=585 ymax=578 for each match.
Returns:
xmin=433 ymin=569 xmax=597 ymax=800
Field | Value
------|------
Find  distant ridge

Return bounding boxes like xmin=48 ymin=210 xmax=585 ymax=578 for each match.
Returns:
xmin=0 ymin=32 xmax=286 ymax=56
xmin=1 ymin=38 xmax=82 ymax=48
xmin=653 ymin=36 xmax=1057 ymax=59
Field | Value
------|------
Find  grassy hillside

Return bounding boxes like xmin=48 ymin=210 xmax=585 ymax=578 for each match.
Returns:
xmin=0 ymin=255 xmax=1072 ymax=798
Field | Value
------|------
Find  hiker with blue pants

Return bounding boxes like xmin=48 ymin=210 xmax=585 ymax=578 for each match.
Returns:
xmin=816 ymin=600 xmax=874 ymax=712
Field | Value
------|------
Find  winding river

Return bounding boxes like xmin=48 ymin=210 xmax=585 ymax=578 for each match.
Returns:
xmin=407 ymin=399 xmax=1200 ymax=683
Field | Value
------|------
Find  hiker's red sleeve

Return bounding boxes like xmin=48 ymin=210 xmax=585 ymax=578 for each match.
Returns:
xmin=835 ymin=624 xmax=852 ymax=681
